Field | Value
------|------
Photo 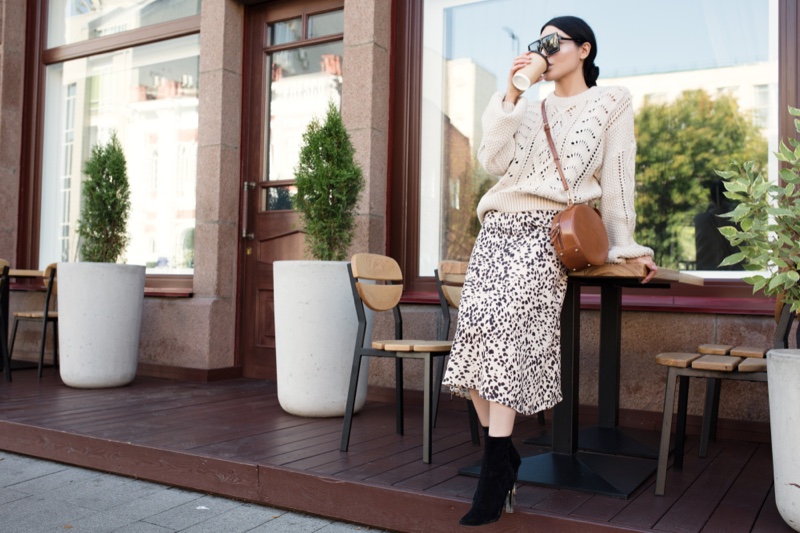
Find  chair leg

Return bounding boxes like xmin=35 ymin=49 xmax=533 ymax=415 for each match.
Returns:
xmin=38 ymin=319 xmax=50 ymax=379
xmin=339 ymin=353 xmax=365 ymax=453
xmin=656 ymin=367 xmax=679 ymax=496
xmin=673 ymin=375 xmax=690 ymax=471
xmin=395 ymin=358 xmax=404 ymax=435
xmin=1 ymin=321 xmax=10 ymax=383
xmin=431 ymin=355 xmax=446 ymax=427
xmin=467 ymin=400 xmax=481 ymax=446
xmin=700 ymin=378 xmax=721 ymax=458
xmin=423 ymin=354 xmax=434 ymax=464
xmin=53 ymin=320 xmax=59 ymax=370
xmin=9 ymin=318 xmax=20 ymax=359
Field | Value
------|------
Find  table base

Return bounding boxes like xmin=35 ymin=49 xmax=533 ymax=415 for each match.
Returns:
xmin=459 ymin=451 xmax=657 ymax=499
xmin=523 ymin=426 xmax=671 ymax=459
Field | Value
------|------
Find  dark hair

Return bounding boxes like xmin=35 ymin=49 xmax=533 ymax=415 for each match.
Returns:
xmin=540 ymin=16 xmax=599 ymax=87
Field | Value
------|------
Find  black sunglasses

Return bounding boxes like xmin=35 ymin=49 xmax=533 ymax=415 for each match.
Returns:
xmin=527 ymin=32 xmax=581 ymax=56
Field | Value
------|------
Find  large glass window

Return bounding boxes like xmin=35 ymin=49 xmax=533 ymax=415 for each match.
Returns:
xmin=419 ymin=0 xmax=778 ymax=275
xmin=39 ymin=9 xmax=199 ymax=274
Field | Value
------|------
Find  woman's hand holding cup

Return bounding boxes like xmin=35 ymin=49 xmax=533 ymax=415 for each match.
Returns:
xmin=505 ymin=52 xmax=548 ymax=103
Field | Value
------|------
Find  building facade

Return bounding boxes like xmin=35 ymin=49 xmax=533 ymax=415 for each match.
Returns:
xmin=1 ymin=0 xmax=799 ymax=427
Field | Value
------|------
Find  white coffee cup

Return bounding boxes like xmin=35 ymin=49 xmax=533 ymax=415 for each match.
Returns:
xmin=511 ymin=52 xmax=549 ymax=91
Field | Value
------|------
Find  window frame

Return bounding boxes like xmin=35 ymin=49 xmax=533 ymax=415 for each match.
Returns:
xmin=20 ymin=5 xmax=201 ymax=291
xmin=389 ymin=0 xmax=800 ymax=314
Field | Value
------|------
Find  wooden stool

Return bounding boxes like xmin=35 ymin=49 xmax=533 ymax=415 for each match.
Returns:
xmin=653 ymin=307 xmax=790 ymax=496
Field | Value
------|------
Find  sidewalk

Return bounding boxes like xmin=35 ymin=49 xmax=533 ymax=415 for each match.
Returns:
xmin=0 ymin=451 xmax=390 ymax=533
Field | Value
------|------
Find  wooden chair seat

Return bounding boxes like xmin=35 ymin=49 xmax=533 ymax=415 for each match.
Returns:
xmin=372 ymin=339 xmax=452 ymax=352
xmin=697 ymin=343 xmax=733 ymax=355
xmin=729 ymin=346 xmax=766 ymax=358
xmin=691 ymin=355 xmax=742 ymax=371
xmin=13 ymin=311 xmax=58 ymax=319
xmin=738 ymin=358 xmax=767 ymax=372
xmin=655 ymin=352 xmax=701 ymax=368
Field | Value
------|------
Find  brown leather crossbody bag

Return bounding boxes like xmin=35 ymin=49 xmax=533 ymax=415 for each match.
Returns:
xmin=541 ymin=100 xmax=609 ymax=271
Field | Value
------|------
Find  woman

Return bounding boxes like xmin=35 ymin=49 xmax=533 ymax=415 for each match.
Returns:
xmin=443 ymin=16 xmax=657 ymax=527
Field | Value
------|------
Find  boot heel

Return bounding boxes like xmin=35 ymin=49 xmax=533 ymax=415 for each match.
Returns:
xmin=504 ymin=483 xmax=517 ymax=514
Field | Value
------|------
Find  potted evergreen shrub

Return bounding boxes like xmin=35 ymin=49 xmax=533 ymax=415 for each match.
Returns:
xmin=274 ymin=101 xmax=368 ymax=417
xmin=58 ymin=132 xmax=146 ymax=388
xmin=717 ymin=105 xmax=800 ymax=531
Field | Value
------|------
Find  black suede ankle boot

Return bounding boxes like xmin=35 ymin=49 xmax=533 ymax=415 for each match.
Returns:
xmin=481 ymin=426 xmax=521 ymax=478
xmin=459 ymin=435 xmax=517 ymax=526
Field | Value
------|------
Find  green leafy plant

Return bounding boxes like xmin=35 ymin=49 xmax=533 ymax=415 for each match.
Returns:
xmin=77 ymin=131 xmax=131 ymax=263
xmin=717 ymin=106 xmax=800 ymax=311
xmin=294 ymin=102 xmax=364 ymax=261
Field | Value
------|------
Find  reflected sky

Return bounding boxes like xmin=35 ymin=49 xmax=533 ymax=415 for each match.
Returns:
xmin=444 ymin=0 xmax=770 ymax=88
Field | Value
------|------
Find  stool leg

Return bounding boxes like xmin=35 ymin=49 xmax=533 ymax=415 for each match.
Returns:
xmin=674 ymin=375 xmax=690 ymax=471
xmin=656 ymin=367 xmax=679 ymax=496
xmin=700 ymin=378 xmax=721 ymax=458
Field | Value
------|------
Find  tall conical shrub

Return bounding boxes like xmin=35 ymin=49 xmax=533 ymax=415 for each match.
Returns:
xmin=294 ymin=102 xmax=364 ymax=261
xmin=77 ymin=131 xmax=131 ymax=263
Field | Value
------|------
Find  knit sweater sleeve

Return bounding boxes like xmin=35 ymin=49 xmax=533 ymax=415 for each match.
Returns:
xmin=598 ymin=88 xmax=654 ymax=262
xmin=477 ymin=92 xmax=529 ymax=176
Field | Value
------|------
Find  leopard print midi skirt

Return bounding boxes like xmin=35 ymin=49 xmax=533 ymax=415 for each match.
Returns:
xmin=442 ymin=210 xmax=568 ymax=416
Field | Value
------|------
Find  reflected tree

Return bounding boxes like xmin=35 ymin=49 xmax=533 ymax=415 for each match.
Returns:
xmin=634 ymin=89 xmax=767 ymax=269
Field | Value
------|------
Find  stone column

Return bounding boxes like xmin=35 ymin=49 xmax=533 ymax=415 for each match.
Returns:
xmin=342 ymin=0 xmax=392 ymax=255
xmin=0 ymin=3 xmax=27 ymax=264
xmin=139 ymin=0 xmax=244 ymax=371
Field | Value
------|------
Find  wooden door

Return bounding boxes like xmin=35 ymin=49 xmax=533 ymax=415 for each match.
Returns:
xmin=239 ymin=0 xmax=344 ymax=379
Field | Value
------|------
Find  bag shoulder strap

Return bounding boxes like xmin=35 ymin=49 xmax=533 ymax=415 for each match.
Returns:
xmin=541 ymin=99 xmax=573 ymax=205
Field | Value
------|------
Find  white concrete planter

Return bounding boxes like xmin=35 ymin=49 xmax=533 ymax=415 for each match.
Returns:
xmin=274 ymin=260 xmax=370 ymax=417
xmin=767 ymin=349 xmax=800 ymax=532
xmin=58 ymin=262 xmax=145 ymax=388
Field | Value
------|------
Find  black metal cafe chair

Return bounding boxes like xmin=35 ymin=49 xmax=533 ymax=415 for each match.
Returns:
xmin=340 ymin=253 xmax=452 ymax=464
xmin=9 ymin=263 xmax=59 ymax=379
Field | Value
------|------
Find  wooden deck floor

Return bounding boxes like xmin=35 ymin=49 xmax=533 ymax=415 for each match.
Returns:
xmin=0 ymin=370 xmax=792 ymax=532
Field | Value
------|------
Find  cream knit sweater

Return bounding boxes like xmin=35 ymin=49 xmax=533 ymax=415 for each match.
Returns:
xmin=476 ymin=85 xmax=654 ymax=263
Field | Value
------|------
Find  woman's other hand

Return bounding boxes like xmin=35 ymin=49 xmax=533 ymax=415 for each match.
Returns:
xmin=626 ymin=256 xmax=658 ymax=284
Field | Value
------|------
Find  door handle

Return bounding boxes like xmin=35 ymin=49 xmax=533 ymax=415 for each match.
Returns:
xmin=242 ymin=181 xmax=256 ymax=240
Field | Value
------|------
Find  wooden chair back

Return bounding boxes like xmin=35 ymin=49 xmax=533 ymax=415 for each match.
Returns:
xmin=437 ymin=260 xmax=468 ymax=309
xmin=350 ymin=253 xmax=404 ymax=312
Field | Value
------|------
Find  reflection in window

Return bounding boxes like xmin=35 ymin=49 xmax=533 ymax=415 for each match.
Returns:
xmin=263 ymin=186 xmax=297 ymax=211
xmin=47 ymin=0 xmax=201 ymax=48
xmin=265 ymin=42 xmax=343 ymax=182
xmin=308 ymin=10 xmax=345 ymax=38
xmin=39 ymin=35 xmax=200 ymax=274
xmin=421 ymin=0 xmax=778 ymax=275
xmin=269 ymin=17 xmax=303 ymax=46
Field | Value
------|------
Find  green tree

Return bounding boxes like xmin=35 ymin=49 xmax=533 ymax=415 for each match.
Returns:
xmin=78 ymin=132 xmax=131 ymax=263
xmin=634 ymin=90 xmax=767 ymax=268
xmin=294 ymin=102 xmax=364 ymax=261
